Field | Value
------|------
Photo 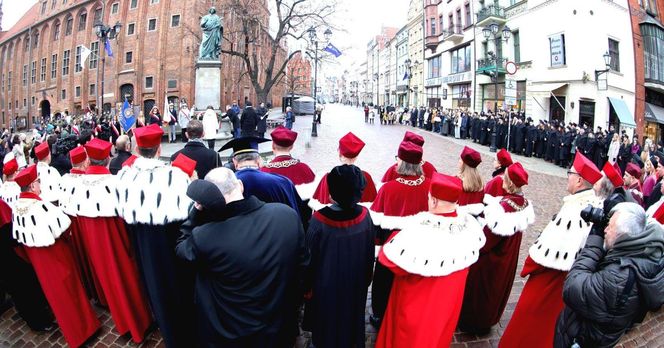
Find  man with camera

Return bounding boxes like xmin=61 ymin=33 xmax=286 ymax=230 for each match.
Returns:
xmin=554 ymin=202 xmax=664 ymax=347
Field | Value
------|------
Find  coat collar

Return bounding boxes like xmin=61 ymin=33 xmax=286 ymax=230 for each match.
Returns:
xmin=224 ymin=196 xmax=264 ymax=218
xmin=85 ymin=166 xmax=111 ymax=175
xmin=19 ymin=192 xmax=41 ymax=200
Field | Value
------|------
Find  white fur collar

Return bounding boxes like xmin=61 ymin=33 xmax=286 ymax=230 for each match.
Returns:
xmin=0 ymin=181 xmax=20 ymax=208
xmin=67 ymin=174 xmax=120 ymax=218
xmin=37 ymin=162 xmax=62 ymax=203
xmin=381 ymin=212 xmax=485 ymax=276
xmin=13 ymin=197 xmax=71 ymax=247
xmin=483 ymin=196 xmax=535 ymax=236
xmin=58 ymin=173 xmax=81 ymax=216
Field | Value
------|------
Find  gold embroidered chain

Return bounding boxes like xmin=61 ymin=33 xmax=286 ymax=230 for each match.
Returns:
xmin=264 ymin=158 xmax=300 ymax=169
xmin=396 ymin=175 xmax=425 ymax=186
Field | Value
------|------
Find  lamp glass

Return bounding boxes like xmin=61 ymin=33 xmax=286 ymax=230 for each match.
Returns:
xmin=482 ymin=27 xmax=491 ymax=39
xmin=603 ymin=51 xmax=611 ymax=67
xmin=490 ymin=23 xmax=499 ymax=35
xmin=502 ymin=26 xmax=511 ymax=40
xmin=324 ymin=28 xmax=332 ymax=41
xmin=307 ymin=27 xmax=316 ymax=42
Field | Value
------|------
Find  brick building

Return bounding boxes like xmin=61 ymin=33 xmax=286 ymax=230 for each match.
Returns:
xmin=285 ymin=51 xmax=311 ymax=96
xmin=0 ymin=0 xmax=286 ymax=130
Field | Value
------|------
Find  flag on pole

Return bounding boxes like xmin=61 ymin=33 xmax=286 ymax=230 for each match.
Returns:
xmin=120 ymin=98 xmax=136 ymax=133
xmin=323 ymin=43 xmax=342 ymax=58
xmin=80 ymin=46 xmax=92 ymax=64
xmin=402 ymin=71 xmax=409 ymax=81
xmin=164 ymin=92 xmax=170 ymax=123
xmin=104 ymin=38 xmax=114 ymax=58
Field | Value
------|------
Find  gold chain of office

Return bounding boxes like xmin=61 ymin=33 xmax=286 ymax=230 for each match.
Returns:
xmin=264 ymin=158 xmax=300 ymax=169
xmin=396 ymin=175 xmax=425 ymax=186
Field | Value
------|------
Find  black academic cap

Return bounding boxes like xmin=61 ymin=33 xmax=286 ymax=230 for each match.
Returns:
xmin=186 ymin=179 xmax=226 ymax=211
xmin=218 ymin=136 xmax=270 ymax=155
xmin=327 ymin=164 xmax=366 ymax=208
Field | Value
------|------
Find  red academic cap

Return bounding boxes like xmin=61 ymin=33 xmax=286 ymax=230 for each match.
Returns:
xmin=14 ymin=164 xmax=38 ymax=187
xmin=69 ymin=146 xmax=87 ymax=165
xmin=338 ymin=132 xmax=365 ymax=158
xmin=172 ymin=153 xmax=197 ymax=177
xmin=497 ymin=148 xmax=513 ymax=167
xmin=270 ymin=126 xmax=298 ymax=147
xmin=134 ymin=124 xmax=163 ymax=148
xmin=397 ymin=141 xmax=423 ymax=164
xmin=402 ymin=131 xmax=425 ymax=147
xmin=507 ymin=162 xmax=528 ymax=188
xmin=430 ymin=173 xmax=463 ymax=203
xmin=3 ymin=158 xmax=18 ymax=176
xmin=602 ymin=161 xmax=624 ymax=187
xmin=626 ymin=163 xmax=642 ymax=179
xmin=652 ymin=203 xmax=664 ymax=224
xmin=84 ymin=138 xmax=112 ymax=161
xmin=572 ymin=152 xmax=602 ymax=184
xmin=460 ymin=146 xmax=482 ymax=168
xmin=34 ymin=142 xmax=50 ymax=161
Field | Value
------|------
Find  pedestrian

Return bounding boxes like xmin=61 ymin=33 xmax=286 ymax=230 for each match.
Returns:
xmin=170 ymin=120 xmax=221 ymax=180
xmin=643 ymin=158 xmax=658 ymax=200
xmin=484 ymin=148 xmax=513 ymax=197
xmin=148 ymin=106 xmax=162 ymax=125
xmin=262 ymin=126 xmax=316 ymax=200
xmin=240 ymin=101 xmax=259 ymax=137
xmin=303 ymin=164 xmax=375 ymax=348
xmin=458 ymin=162 xmax=534 ymax=334
xmin=178 ymin=103 xmax=191 ymax=143
xmin=116 ymin=124 xmax=195 ymax=348
xmin=607 ymin=133 xmax=620 ymax=164
xmin=555 ymin=202 xmax=664 ymax=347
xmin=70 ymin=139 xmax=153 ymax=343
xmin=457 ymin=146 xmax=485 ymax=212
xmin=364 ymin=105 xmax=370 ymax=122
xmin=175 ymin=167 xmax=309 ymax=348
xmin=381 ymin=131 xmax=438 ymax=183
xmin=618 ymin=136 xmax=631 ymax=174
xmin=0 ymin=155 xmax=20 ymax=206
xmin=500 ymin=152 xmax=603 ymax=348
xmin=624 ymin=163 xmax=644 ymax=206
xmin=33 ymin=141 xmax=61 ymax=203
xmin=285 ymin=106 xmax=295 ymax=130
xmin=109 ymin=135 xmax=133 ymax=175
xmin=374 ymin=173 xmax=485 ymax=348
xmin=202 ymin=105 xmax=220 ymax=150
xmin=12 ymin=164 xmax=101 ymax=347
xmin=256 ymin=102 xmax=269 ymax=138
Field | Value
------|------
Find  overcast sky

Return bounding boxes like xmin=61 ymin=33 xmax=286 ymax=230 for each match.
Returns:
xmin=2 ymin=0 xmax=408 ymax=73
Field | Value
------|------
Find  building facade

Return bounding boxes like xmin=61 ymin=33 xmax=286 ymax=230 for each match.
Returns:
xmin=0 ymin=0 xmax=286 ymax=129
xmin=407 ymin=0 xmax=424 ymax=107
xmin=285 ymin=52 xmax=311 ymax=97
xmin=395 ymin=25 xmax=409 ymax=107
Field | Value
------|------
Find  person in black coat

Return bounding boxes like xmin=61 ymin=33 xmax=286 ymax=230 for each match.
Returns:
xmin=176 ymin=167 xmax=309 ymax=348
xmin=170 ymin=120 xmax=221 ymax=180
xmin=618 ymin=137 xmax=632 ymax=176
xmin=546 ymin=127 xmax=558 ymax=161
xmin=240 ymin=102 xmax=259 ymax=137
xmin=525 ymin=122 xmax=537 ymax=157
xmin=109 ymin=135 xmax=133 ymax=175
xmin=256 ymin=103 xmax=269 ymax=139
xmin=514 ymin=120 xmax=526 ymax=155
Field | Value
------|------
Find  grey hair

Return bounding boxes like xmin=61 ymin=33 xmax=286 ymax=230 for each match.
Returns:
xmin=396 ymin=160 xmax=423 ymax=177
xmin=595 ymin=176 xmax=615 ymax=200
xmin=205 ymin=167 xmax=241 ymax=195
xmin=234 ymin=152 xmax=260 ymax=164
xmin=611 ymin=202 xmax=646 ymax=238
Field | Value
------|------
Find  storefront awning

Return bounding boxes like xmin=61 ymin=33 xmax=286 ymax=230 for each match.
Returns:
xmin=527 ymin=83 xmax=568 ymax=93
xmin=646 ymin=102 xmax=664 ymax=124
xmin=608 ymin=97 xmax=636 ymax=127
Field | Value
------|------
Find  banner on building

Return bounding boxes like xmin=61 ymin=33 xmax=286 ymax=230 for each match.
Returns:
xmin=549 ymin=34 xmax=566 ymax=68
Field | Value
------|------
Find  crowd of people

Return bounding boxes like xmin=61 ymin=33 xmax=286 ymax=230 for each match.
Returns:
xmin=0 ymin=100 xmax=663 ymax=348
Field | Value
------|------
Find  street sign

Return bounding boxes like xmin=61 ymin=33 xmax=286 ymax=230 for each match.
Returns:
xmin=505 ymin=61 xmax=518 ymax=75
xmin=505 ymin=96 xmax=517 ymax=106
xmin=505 ymin=78 xmax=517 ymax=106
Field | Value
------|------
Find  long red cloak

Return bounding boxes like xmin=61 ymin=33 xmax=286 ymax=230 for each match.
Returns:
xmin=484 ymin=174 xmax=506 ymax=197
xmin=261 ymin=155 xmax=316 ymax=185
xmin=311 ymin=170 xmax=377 ymax=208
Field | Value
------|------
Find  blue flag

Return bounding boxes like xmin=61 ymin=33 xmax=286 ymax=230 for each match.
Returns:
xmin=104 ymin=38 xmax=113 ymax=58
xmin=323 ymin=43 xmax=342 ymax=58
xmin=402 ymin=71 xmax=409 ymax=81
xmin=120 ymin=98 xmax=136 ymax=132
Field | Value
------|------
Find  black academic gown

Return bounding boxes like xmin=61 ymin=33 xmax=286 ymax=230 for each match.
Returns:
xmin=303 ymin=205 xmax=375 ymax=348
xmin=514 ymin=124 xmax=525 ymax=155
xmin=546 ymin=130 xmax=558 ymax=161
xmin=525 ymin=126 xmax=537 ymax=157
xmin=176 ymin=197 xmax=308 ymax=348
xmin=536 ymin=128 xmax=546 ymax=158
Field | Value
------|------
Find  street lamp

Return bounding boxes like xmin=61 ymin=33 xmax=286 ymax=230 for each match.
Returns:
xmin=482 ymin=23 xmax=510 ymax=152
xmin=94 ymin=21 xmax=121 ymax=117
xmin=307 ymin=26 xmax=332 ymax=137
xmin=595 ymin=51 xmax=612 ymax=82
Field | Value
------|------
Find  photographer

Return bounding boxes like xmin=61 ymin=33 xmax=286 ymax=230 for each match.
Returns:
xmin=555 ymin=202 xmax=664 ymax=347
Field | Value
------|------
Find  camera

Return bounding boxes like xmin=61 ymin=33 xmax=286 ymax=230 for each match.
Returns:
xmin=580 ymin=189 xmax=630 ymax=228
xmin=581 ymin=205 xmax=606 ymax=226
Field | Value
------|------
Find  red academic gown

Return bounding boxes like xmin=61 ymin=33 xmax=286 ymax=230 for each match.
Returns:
xmin=484 ymin=174 xmax=506 ymax=197
xmin=312 ymin=170 xmax=377 ymax=206
xmin=16 ymin=192 xmax=100 ymax=348
xmin=375 ymin=212 xmax=469 ymax=348
xmin=458 ymin=194 xmax=529 ymax=331
xmin=380 ymin=161 xmax=437 ymax=183
xmin=65 ymin=168 xmax=108 ymax=307
xmin=458 ymin=189 xmax=485 ymax=216
xmin=261 ymin=155 xmax=316 ymax=185
xmin=499 ymin=256 xmax=566 ymax=348
xmin=75 ymin=166 xmax=152 ymax=342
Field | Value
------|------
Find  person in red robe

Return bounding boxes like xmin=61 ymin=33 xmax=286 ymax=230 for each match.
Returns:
xmin=624 ymin=163 xmax=644 ymax=206
xmin=0 ymin=155 xmax=21 ymax=207
xmin=310 ymin=132 xmax=377 ymax=210
xmin=458 ymin=162 xmax=535 ymax=334
xmin=457 ymin=146 xmax=485 ymax=215
xmin=484 ymin=148 xmax=513 ymax=197
xmin=375 ymin=173 xmax=485 ymax=348
xmin=369 ymin=141 xmax=431 ymax=328
xmin=33 ymin=141 xmax=61 ymax=203
xmin=261 ymin=126 xmax=316 ymax=200
xmin=70 ymin=139 xmax=153 ymax=343
xmin=11 ymin=164 xmax=100 ymax=347
xmin=381 ymin=131 xmax=437 ymax=183
xmin=500 ymin=152 xmax=603 ymax=348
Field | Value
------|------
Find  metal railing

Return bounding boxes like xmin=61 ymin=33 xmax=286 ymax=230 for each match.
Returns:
xmin=443 ymin=24 xmax=463 ymax=39
xmin=477 ymin=5 xmax=505 ymax=24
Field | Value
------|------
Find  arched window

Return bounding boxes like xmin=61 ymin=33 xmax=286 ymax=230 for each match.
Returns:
xmin=93 ymin=7 xmax=102 ymax=24
xmin=78 ymin=11 xmax=87 ymax=31
xmin=65 ymin=15 xmax=73 ymax=36
xmin=53 ymin=21 xmax=61 ymax=40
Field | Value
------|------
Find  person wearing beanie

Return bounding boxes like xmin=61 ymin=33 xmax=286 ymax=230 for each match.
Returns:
xmin=458 ymin=162 xmax=535 ymax=334
xmin=11 ymin=164 xmax=101 ymax=347
xmin=485 ymin=148 xmax=513 ymax=197
xmin=310 ymin=132 xmax=377 ymax=211
xmin=69 ymin=138 xmax=153 ymax=343
xmin=303 ymin=164 xmax=375 ymax=348
xmin=458 ymin=146 xmax=485 ymax=214
xmin=262 ymin=126 xmax=316 ymax=200
xmin=374 ymin=173 xmax=485 ymax=348
xmin=369 ymin=140 xmax=432 ymax=329
xmin=624 ymin=162 xmax=644 ymax=206
xmin=33 ymin=141 xmax=62 ymax=203
xmin=501 ymin=152 xmax=603 ymax=348
xmin=381 ymin=131 xmax=438 ymax=183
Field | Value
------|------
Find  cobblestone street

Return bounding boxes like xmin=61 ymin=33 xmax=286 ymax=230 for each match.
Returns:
xmin=1 ymin=104 xmax=662 ymax=348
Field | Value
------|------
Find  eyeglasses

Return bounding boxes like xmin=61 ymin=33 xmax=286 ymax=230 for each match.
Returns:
xmin=567 ymin=170 xmax=580 ymax=177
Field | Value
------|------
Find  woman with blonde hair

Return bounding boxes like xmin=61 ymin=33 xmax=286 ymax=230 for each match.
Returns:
xmin=457 ymin=146 xmax=485 ymax=211
xmin=643 ymin=157 xmax=659 ymax=200
xmin=607 ymin=133 xmax=620 ymax=164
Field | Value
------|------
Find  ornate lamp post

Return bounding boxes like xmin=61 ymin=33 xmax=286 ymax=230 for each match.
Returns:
xmin=482 ymin=23 xmax=511 ymax=152
xmin=94 ymin=21 xmax=121 ymax=117
xmin=307 ymin=26 xmax=332 ymax=137
xmin=595 ymin=51 xmax=612 ymax=83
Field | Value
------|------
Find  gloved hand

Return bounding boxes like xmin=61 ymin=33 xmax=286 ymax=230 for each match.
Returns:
xmin=588 ymin=223 xmax=606 ymax=238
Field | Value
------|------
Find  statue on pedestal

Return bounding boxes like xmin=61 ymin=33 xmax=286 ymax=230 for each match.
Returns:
xmin=199 ymin=7 xmax=223 ymax=60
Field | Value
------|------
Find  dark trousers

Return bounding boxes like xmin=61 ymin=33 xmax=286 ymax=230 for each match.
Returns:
xmin=207 ymin=139 xmax=215 ymax=150
xmin=371 ymin=262 xmax=394 ymax=320
xmin=181 ymin=128 xmax=187 ymax=143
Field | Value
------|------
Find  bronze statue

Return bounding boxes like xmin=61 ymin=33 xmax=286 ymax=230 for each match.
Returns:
xmin=199 ymin=7 xmax=223 ymax=60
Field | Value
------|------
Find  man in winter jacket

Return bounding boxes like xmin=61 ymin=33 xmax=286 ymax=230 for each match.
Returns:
xmin=554 ymin=202 xmax=664 ymax=347
xmin=240 ymin=102 xmax=259 ymax=137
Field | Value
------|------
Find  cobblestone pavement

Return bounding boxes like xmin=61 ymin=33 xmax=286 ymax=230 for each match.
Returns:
xmin=1 ymin=104 xmax=662 ymax=348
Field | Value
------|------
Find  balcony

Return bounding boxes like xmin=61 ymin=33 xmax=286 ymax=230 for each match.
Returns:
xmin=443 ymin=24 xmax=464 ymax=42
xmin=476 ymin=56 xmax=508 ymax=75
xmin=425 ymin=34 xmax=439 ymax=51
xmin=477 ymin=5 xmax=506 ymax=27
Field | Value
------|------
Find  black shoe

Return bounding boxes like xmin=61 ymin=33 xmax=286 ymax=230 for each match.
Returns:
xmin=369 ymin=315 xmax=381 ymax=329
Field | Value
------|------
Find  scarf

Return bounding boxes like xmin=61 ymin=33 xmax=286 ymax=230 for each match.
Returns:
xmin=606 ymin=222 xmax=664 ymax=262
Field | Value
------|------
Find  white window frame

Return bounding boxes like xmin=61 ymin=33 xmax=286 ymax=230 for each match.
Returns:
xmin=111 ymin=2 xmax=119 ymax=14
xmin=147 ymin=18 xmax=157 ymax=32
xmin=127 ymin=23 xmax=136 ymax=36
xmin=171 ymin=14 xmax=181 ymax=27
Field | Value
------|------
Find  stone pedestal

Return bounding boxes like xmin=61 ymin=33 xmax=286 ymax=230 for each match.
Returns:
xmin=195 ymin=60 xmax=232 ymax=139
